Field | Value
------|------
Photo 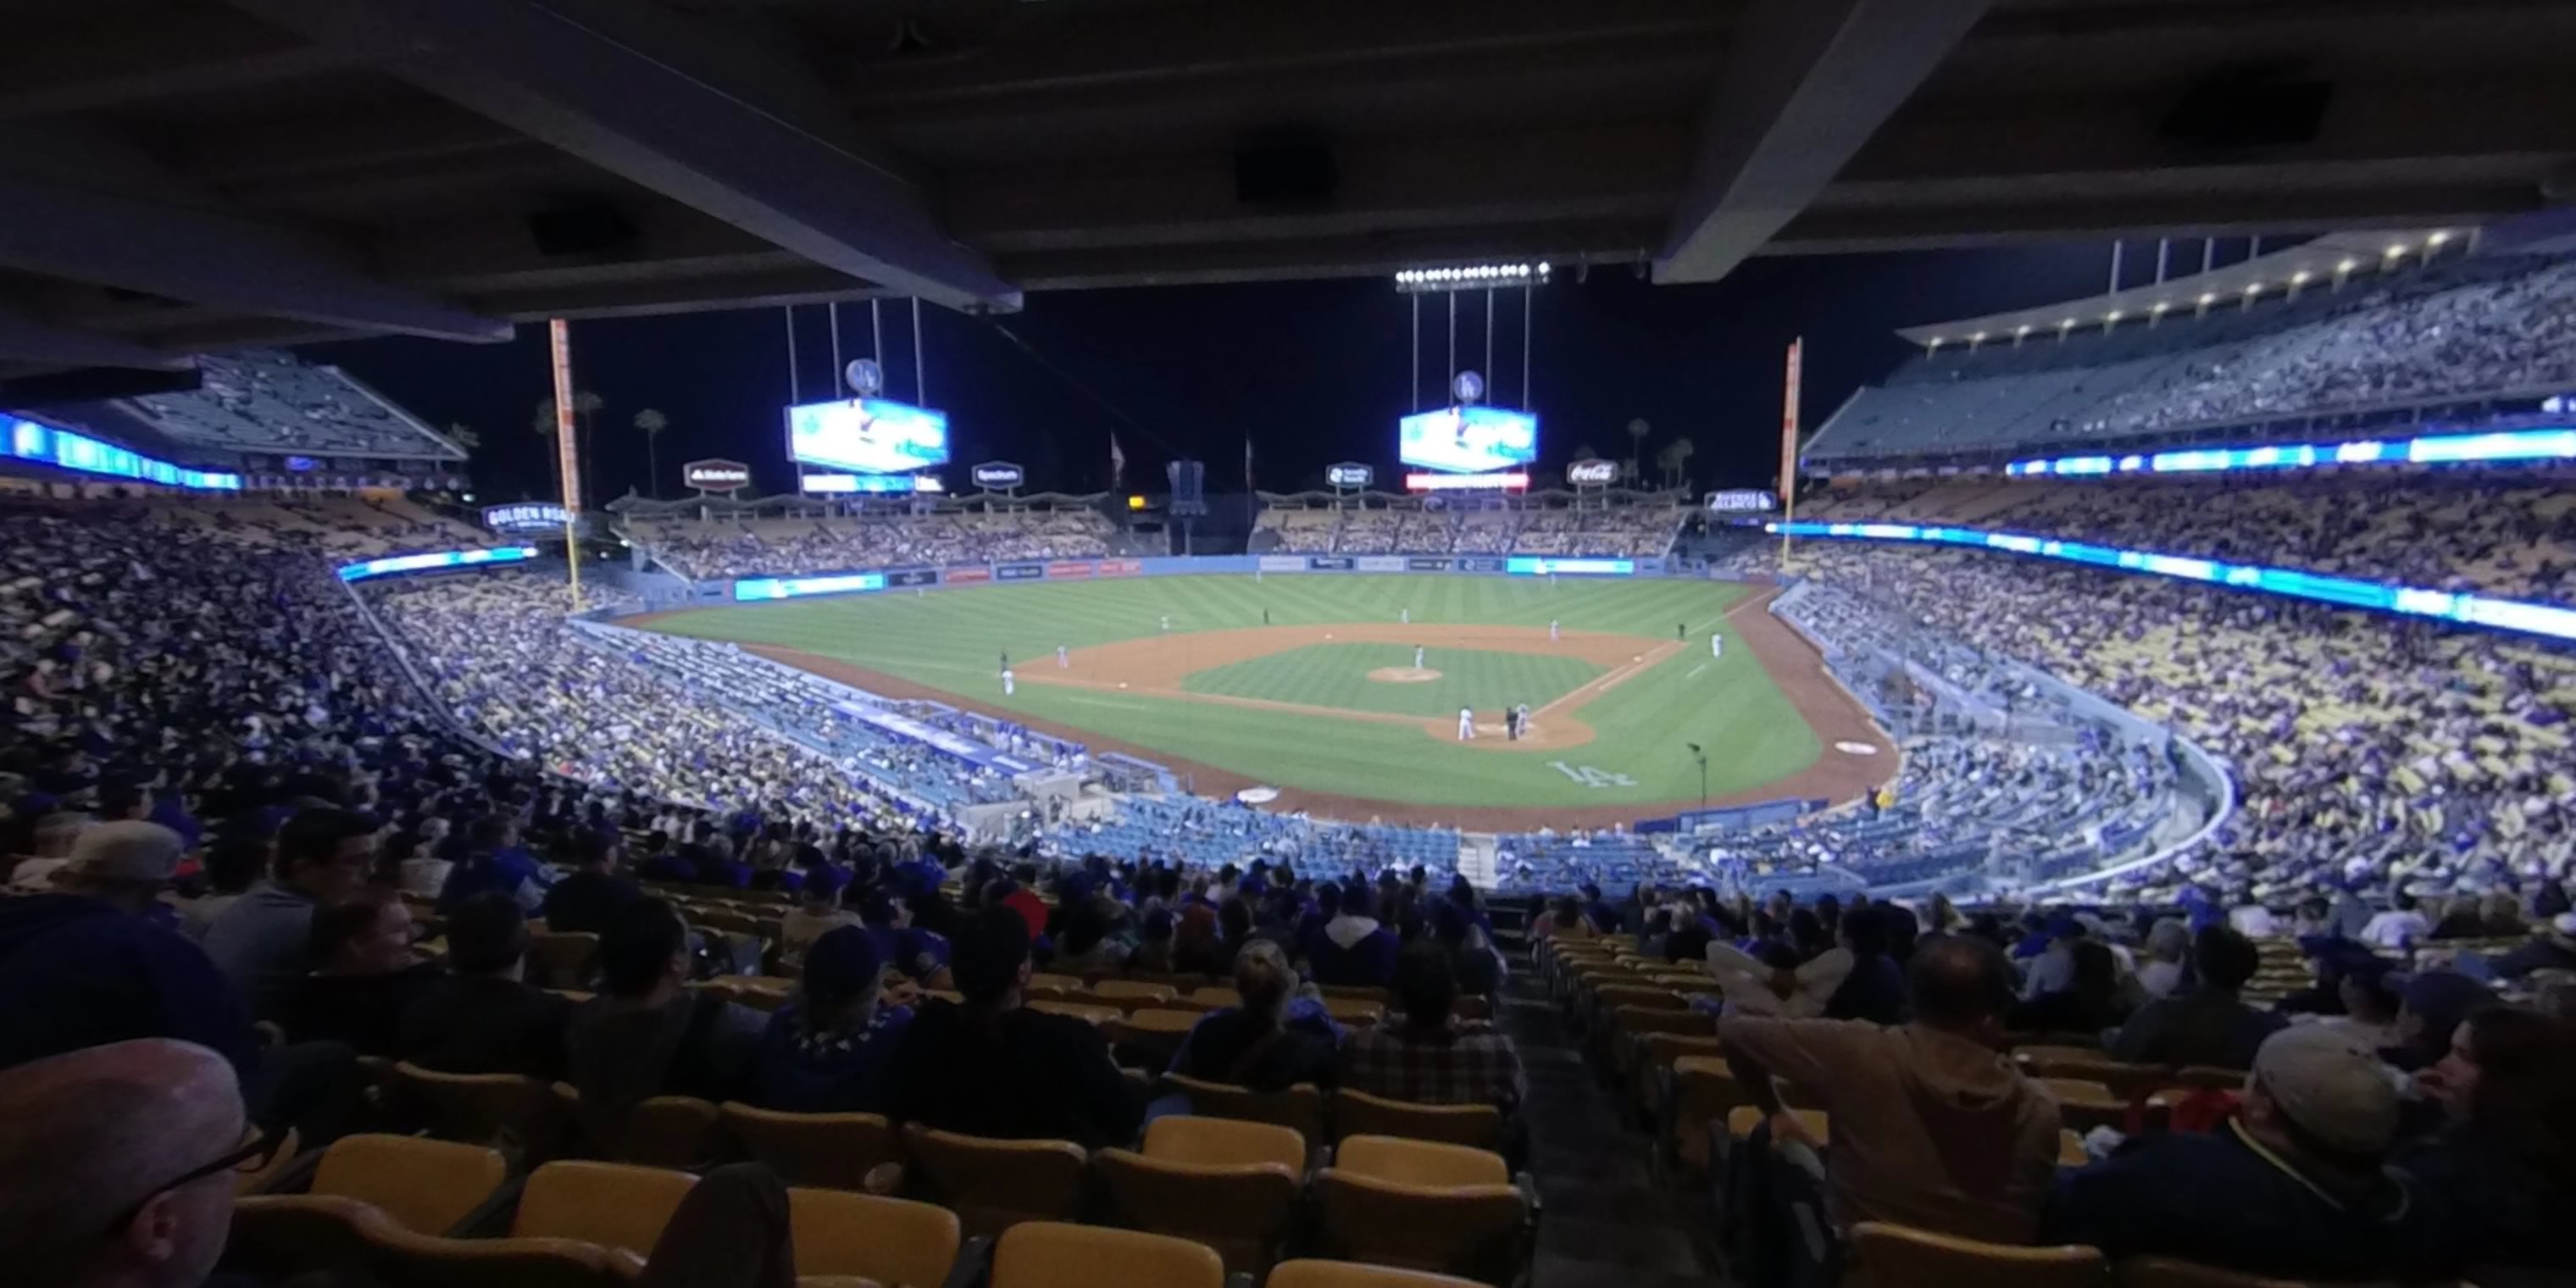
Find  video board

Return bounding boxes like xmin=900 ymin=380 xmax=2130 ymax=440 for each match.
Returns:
xmin=786 ymin=397 xmax=951 ymax=475
xmin=1398 ymin=406 xmax=1538 ymax=474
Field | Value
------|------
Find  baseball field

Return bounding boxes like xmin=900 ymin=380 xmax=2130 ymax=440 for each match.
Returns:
xmin=628 ymin=575 xmax=1893 ymax=829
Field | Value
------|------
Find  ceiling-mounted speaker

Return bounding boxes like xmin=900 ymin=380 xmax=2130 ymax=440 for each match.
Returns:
xmin=2160 ymin=64 xmax=2333 ymax=148
xmin=526 ymin=198 xmax=639 ymax=258
xmin=1235 ymin=130 xmax=1338 ymax=208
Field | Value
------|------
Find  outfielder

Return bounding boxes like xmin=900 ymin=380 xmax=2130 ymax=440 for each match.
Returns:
xmin=1160 ymin=614 xmax=1170 ymax=632
xmin=1401 ymin=608 xmax=1410 ymax=625
xmin=1456 ymin=707 xmax=1475 ymax=741
xmin=1549 ymin=619 xmax=1560 ymax=641
xmin=1058 ymin=644 xmax=1070 ymax=668
xmin=1712 ymin=633 xmax=1724 ymax=659
xmin=1002 ymin=668 xmax=1016 ymax=697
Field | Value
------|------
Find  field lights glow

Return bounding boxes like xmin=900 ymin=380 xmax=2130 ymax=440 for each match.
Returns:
xmin=1393 ymin=262 xmax=1554 ymax=293
xmin=1767 ymin=521 xmax=2576 ymax=643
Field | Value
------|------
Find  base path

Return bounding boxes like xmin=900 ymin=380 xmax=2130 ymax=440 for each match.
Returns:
xmin=709 ymin=585 xmax=1898 ymax=830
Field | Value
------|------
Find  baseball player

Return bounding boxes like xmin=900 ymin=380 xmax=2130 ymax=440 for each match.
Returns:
xmin=1506 ymin=706 xmax=1520 ymax=741
xmin=1002 ymin=668 xmax=1016 ymax=697
xmin=1457 ymin=707 xmax=1475 ymax=741
xmin=1058 ymin=644 xmax=1069 ymax=668
xmin=1413 ymin=646 xmax=1425 ymax=669
xmin=1677 ymin=623 xmax=1686 ymax=641
xmin=1549 ymin=619 xmax=1560 ymax=641
xmin=1711 ymin=633 xmax=1724 ymax=659
xmin=1515 ymin=702 xmax=1531 ymax=738
xmin=998 ymin=651 xmax=1009 ymax=673
xmin=1160 ymin=614 xmax=1170 ymax=632
xmin=1400 ymin=608 xmax=1410 ymax=625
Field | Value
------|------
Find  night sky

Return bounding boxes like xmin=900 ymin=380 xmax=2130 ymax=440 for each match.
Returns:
xmin=304 ymin=241 xmax=2119 ymax=505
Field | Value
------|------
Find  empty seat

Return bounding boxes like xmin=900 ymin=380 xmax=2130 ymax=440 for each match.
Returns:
xmin=392 ymin=1063 xmax=566 ymax=1162
xmin=1028 ymin=1000 xmax=1126 ymax=1025
xmin=901 ymin=1124 xmax=1089 ymax=1238
xmin=227 ymin=1194 xmax=391 ymax=1281
xmin=1268 ymin=1260 xmax=1488 ymax=1288
xmin=526 ymin=932 xmax=599 ymax=990
xmin=562 ymin=1089 xmax=720 ymax=1169
xmin=1334 ymin=1135 xmax=1507 ymax=1189
xmin=787 ymin=1186 xmax=962 ymax=1287
xmin=1847 ymin=1220 xmax=2106 ymax=1288
xmin=1331 ymin=1088 xmax=1502 ymax=1149
xmin=361 ymin=1221 xmax=631 ymax=1288
xmin=991 ymin=1220 xmax=1227 ymax=1288
xmin=1159 ymin=1074 xmax=1328 ymax=1143
xmin=1313 ymin=1155 xmax=1528 ymax=1280
xmin=1097 ymin=1116 xmax=1306 ymax=1274
xmin=511 ymin=1161 xmax=697 ymax=1258
xmin=1089 ymin=980 xmax=1179 ymax=1008
xmin=720 ymin=1104 xmax=902 ymax=1191
xmin=307 ymin=1134 xmax=507 ymax=1233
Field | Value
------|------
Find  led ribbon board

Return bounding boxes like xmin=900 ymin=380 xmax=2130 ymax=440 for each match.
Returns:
xmin=1766 ymin=521 xmax=2576 ymax=642
xmin=734 ymin=572 xmax=886 ymax=601
xmin=338 ymin=546 xmax=539 ymax=582
xmin=8 ymin=419 xmax=241 ymax=490
xmin=2006 ymin=426 xmax=2576 ymax=478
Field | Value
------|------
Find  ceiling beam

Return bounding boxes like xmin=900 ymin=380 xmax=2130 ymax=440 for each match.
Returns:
xmin=1657 ymin=0 xmax=1996 ymax=285
xmin=230 ymin=0 xmax=1018 ymax=313
xmin=0 ymin=172 xmax=514 ymax=342
xmin=0 ymin=10 xmax=383 ymax=124
xmin=0 ymin=304 xmax=192 ymax=370
xmin=470 ymin=269 xmax=885 ymax=322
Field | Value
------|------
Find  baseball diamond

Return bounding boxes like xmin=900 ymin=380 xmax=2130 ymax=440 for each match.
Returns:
xmin=629 ymin=574 xmax=1895 ymax=828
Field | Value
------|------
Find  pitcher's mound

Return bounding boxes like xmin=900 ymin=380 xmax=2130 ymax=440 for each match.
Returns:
xmin=1368 ymin=666 xmax=1442 ymax=683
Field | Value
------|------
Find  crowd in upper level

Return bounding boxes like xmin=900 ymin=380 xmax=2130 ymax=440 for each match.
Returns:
xmin=629 ymin=509 xmax=1115 ymax=580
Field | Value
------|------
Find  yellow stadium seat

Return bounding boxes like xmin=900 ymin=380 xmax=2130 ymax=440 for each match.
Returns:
xmin=1158 ymin=1074 xmax=1328 ymax=1144
xmin=1097 ymin=1117 xmax=1306 ymax=1274
xmin=1321 ymin=998 xmax=1385 ymax=1027
xmin=1190 ymin=986 xmax=1244 ymax=1009
xmin=991 ymin=1221 xmax=1227 ymax=1288
xmin=1028 ymin=1000 xmax=1126 ymax=1025
xmin=1334 ymin=1135 xmax=1507 ymax=1189
xmin=1028 ymin=973 xmax=1085 ymax=994
xmin=1312 ymin=1164 xmax=1528 ymax=1281
xmin=308 ymin=1134 xmax=507 ymax=1234
xmin=1089 ymin=980 xmax=1180 ymax=1008
xmin=1846 ymin=1220 xmax=2105 ymax=1288
xmin=2058 ymin=1130 xmax=2089 ymax=1168
xmin=556 ymin=1088 xmax=720 ymax=1169
xmin=2041 ymin=1079 xmax=2128 ymax=1134
xmin=1331 ymin=1088 xmax=1502 ymax=1150
xmin=392 ymin=1063 xmax=567 ymax=1162
xmin=362 ymin=1221 xmax=630 ymax=1288
xmin=901 ymin=1124 xmax=1089 ymax=1239
xmin=720 ymin=1103 xmax=903 ymax=1192
xmin=787 ymin=1186 xmax=962 ymax=1288
xmin=526 ymin=932 xmax=598 ymax=990
xmin=227 ymin=1194 xmax=389 ymax=1281
xmin=1267 ymin=1259 xmax=1488 ymax=1288
xmin=511 ymin=1161 xmax=697 ymax=1258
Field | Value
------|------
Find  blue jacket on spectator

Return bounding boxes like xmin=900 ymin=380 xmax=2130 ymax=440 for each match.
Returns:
xmin=0 ymin=893 xmax=257 ymax=1081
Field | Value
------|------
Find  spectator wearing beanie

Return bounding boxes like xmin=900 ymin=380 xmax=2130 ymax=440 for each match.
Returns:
xmin=883 ymin=905 xmax=1141 ymax=1148
xmin=2044 ymin=1026 xmax=2453 ymax=1281
xmin=397 ymin=892 xmax=573 ymax=1079
xmin=751 ymin=924 xmax=912 ymax=1113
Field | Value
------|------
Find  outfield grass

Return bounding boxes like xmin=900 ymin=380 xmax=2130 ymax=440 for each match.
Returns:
xmin=640 ymin=575 xmax=1821 ymax=812
xmin=1181 ymin=642 xmax=1604 ymax=718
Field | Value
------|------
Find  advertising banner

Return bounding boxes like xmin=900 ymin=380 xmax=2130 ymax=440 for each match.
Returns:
xmin=971 ymin=461 xmax=1026 ymax=490
xmin=1307 ymin=556 xmax=1356 ymax=571
xmin=1258 ymin=555 xmax=1307 ymax=572
xmin=734 ymin=572 xmax=885 ymax=601
xmin=1355 ymin=555 xmax=1407 ymax=572
xmin=483 ymin=502 xmax=570 ymax=532
xmin=1454 ymin=557 xmax=1507 ymax=573
xmin=1407 ymin=558 xmax=1452 ymax=571
xmin=1566 ymin=458 xmax=1618 ymax=486
xmin=886 ymin=569 xmax=940 ymax=588
xmin=1507 ymin=557 xmax=1635 ymax=576
xmin=682 ymin=458 xmax=752 ymax=491
xmin=945 ymin=566 xmax=991 ymax=584
xmin=1325 ymin=462 xmax=1374 ymax=489
xmin=1096 ymin=559 xmax=1143 ymax=577
xmin=995 ymin=563 xmax=1046 ymax=581
xmin=1046 ymin=560 xmax=1096 ymax=579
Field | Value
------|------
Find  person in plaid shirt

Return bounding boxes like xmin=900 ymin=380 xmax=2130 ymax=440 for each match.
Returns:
xmin=1339 ymin=939 xmax=1524 ymax=1116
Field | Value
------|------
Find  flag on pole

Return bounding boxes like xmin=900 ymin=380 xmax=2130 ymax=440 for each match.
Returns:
xmin=1244 ymin=436 xmax=1255 ymax=492
xmin=1108 ymin=433 xmax=1125 ymax=489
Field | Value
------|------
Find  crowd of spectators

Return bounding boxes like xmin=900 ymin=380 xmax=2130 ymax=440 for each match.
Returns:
xmin=1252 ymin=502 xmax=1685 ymax=557
xmin=123 ymin=349 xmax=465 ymax=460
xmin=630 ymin=508 xmax=1114 ymax=580
xmin=1811 ymin=252 xmax=2576 ymax=459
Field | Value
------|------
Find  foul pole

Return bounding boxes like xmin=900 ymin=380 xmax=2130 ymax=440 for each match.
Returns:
xmin=1779 ymin=336 xmax=1803 ymax=568
xmin=550 ymin=319 xmax=584 ymax=608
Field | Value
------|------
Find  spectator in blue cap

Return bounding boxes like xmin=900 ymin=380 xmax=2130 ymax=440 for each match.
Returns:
xmin=1130 ymin=907 xmax=1177 ymax=974
xmin=858 ymin=887 xmax=951 ymax=989
xmin=751 ymin=925 xmax=910 ymax=1113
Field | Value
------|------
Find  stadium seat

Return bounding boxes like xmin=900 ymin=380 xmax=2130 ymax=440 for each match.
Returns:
xmin=235 ymin=1126 xmax=301 ymax=1196
xmin=2041 ymin=1079 xmax=2128 ymax=1134
xmin=2107 ymin=1256 xmax=2388 ymax=1288
xmin=306 ymin=1133 xmax=508 ymax=1233
xmin=1158 ymin=1074 xmax=1329 ymax=1144
xmin=510 ymin=1161 xmax=697 ymax=1258
xmin=1190 ymin=986 xmax=1244 ymax=1009
xmin=1108 ymin=1008 xmax=1204 ymax=1068
xmin=1312 ymin=1145 xmax=1529 ymax=1281
xmin=2058 ymin=1131 xmax=2090 ymax=1168
xmin=901 ymin=1124 xmax=1090 ymax=1238
xmin=1029 ymin=1000 xmax=1127 ymax=1025
xmin=360 ymin=1222 xmax=631 ymax=1288
xmin=1266 ymin=1260 xmax=1486 ymax=1288
xmin=226 ymin=1194 xmax=390 ymax=1281
xmin=1334 ymin=1135 xmax=1506 ymax=1189
xmin=1846 ymin=1220 xmax=2106 ymax=1288
xmin=1321 ymin=998 xmax=1386 ymax=1027
xmin=1332 ymin=1088 xmax=1502 ymax=1149
xmin=786 ymin=1186 xmax=963 ymax=1287
xmin=1089 ymin=980 xmax=1180 ymax=1008
xmin=991 ymin=1221 xmax=1227 ymax=1288
xmin=1096 ymin=1116 xmax=1306 ymax=1274
xmin=392 ymin=1063 xmax=566 ymax=1163
xmin=1726 ymin=1105 xmax=1830 ymax=1147
xmin=526 ymin=932 xmax=599 ymax=990
xmin=559 ymin=1088 xmax=721 ymax=1169
xmin=1028 ymin=973 xmax=1085 ymax=994
xmin=720 ymin=1103 xmax=902 ymax=1191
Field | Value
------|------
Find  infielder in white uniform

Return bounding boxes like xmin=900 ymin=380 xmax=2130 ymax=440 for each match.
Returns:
xmin=1414 ymin=646 xmax=1425 ymax=669
xmin=1712 ymin=634 xmax=1724 ymax=659
xmin=1457 ymin=707 xmax=1475 ymax=740
xmin=1549 ymin=619 xmax=1560 ymax=641
xmin=1401 ymin=608 xmax=1410 ymax=625
xmin=1159 ymin=614 xmax=1169 ymax=632
xmin=1002 ymin=668 xmax=1016 ymax=696
xmin=1058 ymin=644 xmax=1069 ymax=668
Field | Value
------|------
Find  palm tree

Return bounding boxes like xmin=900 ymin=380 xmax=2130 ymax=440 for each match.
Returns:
xmin=444 ymin=422 xmax=480 ymax=452
xmin=572 ymin=390 xmax=605 ymax=507
xmin=1667 ymin=436 xmax=1696 ymax=492
xmin=1572 ymin=441 xmax=1602 ymax=463
xmin=529 ymin=398 xmax=558 ymax=438
xmin=633 ymin=408 xmax=668 ymax=498
xmin=1624 ymin=418 xmax=1650 ymax=483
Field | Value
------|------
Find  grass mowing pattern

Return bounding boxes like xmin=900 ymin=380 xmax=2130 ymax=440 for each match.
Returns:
xmin=641 ymin=575 xmax=1820 ymax=811
xmin=1180 ymin=642 xmax=1604 ymax=718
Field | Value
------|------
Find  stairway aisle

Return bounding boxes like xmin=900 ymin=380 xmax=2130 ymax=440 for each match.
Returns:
xmin=1501 ymin=971 xmax=1720 ymax=1288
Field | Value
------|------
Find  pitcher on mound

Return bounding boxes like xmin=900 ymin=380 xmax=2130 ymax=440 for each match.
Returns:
xmin=1457 ymin=707 xmax=1475 ymax=740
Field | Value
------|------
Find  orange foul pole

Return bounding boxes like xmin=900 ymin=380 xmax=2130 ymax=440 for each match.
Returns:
xmin=550 ymin=319 xmax=584 ymax=609
xmin=1779 ymin=336 xmax=1802 ymax=567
